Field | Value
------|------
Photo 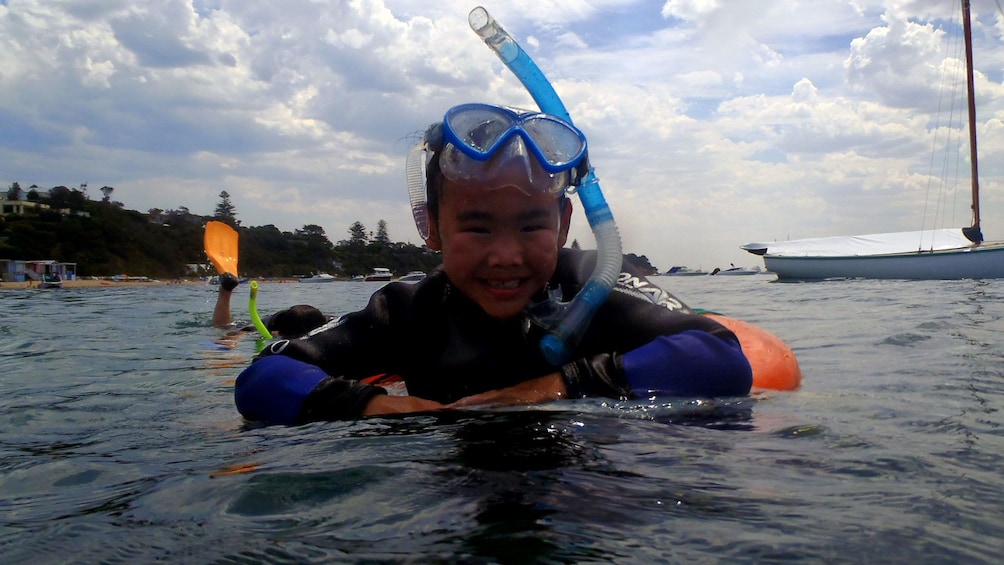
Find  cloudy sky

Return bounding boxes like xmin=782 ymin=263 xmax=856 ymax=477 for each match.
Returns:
xmin=2 ymin=0 xmax=1003 ymax=272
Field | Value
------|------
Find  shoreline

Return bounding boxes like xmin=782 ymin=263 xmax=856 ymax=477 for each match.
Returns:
xmin=0 ymin=278 xmax=204 ymax=290
xmin=0 ymin=278 xmax=302 ymax=290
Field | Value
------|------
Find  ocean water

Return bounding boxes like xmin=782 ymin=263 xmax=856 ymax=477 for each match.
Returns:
xmin=1 ymin=276 xmax=1002 ymax=563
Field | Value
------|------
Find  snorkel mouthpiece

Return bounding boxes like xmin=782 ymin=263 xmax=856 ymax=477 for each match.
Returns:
xmin=469 ymin=6 xmax=623 ymax=366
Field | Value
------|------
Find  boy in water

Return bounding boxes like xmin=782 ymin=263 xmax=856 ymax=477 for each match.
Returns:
xmin=212 ymin=274 xmax=331 ymax=339
xmin=235 ymin=103 xmax=751 ymax=424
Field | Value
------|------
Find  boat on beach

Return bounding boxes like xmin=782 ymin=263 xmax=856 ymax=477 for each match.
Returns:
xmin=364 ymin=268 xmax=392 ymax=282
xmin=742 ymin=0 xmax=1004 ymax=280
xmin=299 ymin=272 xmax=336 ymax=283
xmin=39 ymin=274 xmax=63 ymax=289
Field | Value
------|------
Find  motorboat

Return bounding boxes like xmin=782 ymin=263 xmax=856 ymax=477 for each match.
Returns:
xmin=364 ymin=268 xmax=392 ymax=282
xmin=661 ymin=266 xmax=707 ymax=276
xmin=710 ymin=265 xmax=762 ymax=276
xmin=299 ymin=272 xmax=336 ymax=283
xmin=398 ymin=271 xmax=426 ymax=282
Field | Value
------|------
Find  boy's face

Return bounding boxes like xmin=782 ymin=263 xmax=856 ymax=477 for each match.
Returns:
xmin=426 ymin=181 xmax=572 ymax=319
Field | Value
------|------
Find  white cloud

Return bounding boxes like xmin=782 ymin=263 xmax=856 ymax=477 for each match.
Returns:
xmin=1 ymin=0 xmax=1002 ymax=273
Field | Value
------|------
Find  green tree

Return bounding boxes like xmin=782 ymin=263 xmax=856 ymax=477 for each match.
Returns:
xmin=7 ymin=182 xmax=22 ymax=201
xmin=45 ymin=186 xmax=87 ymax=210
xmin=294 ymin=224 xmax=335 ymax=272
xmin=48 ymin=186 xmax=71 ymax=208
xmin=348 ymin=221 xmax=368 ymax=245
xmin=214 ymin=191 xmax=238 ymax=227
xmin=375 ymin=219 xmax=390 ymax=244
xmin=298 ymin=224 xmax=327 ymax=238
xmin=147 ymin=208 xmax=164 ymax=223
xmin=624 ymin=253 xmax=658 ymax=276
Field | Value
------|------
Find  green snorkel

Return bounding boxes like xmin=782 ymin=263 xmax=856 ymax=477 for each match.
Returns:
xmin=469 ymin=7 xmax=623 ymax=366
xmin=249 ymin=281 xmax=271 ymax=339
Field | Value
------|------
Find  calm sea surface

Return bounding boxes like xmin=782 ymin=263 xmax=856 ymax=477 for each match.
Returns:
xmin=1 ymin=276 xmax=1002 ymax=563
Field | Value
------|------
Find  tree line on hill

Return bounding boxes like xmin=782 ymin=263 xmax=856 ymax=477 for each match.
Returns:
xmin=1 ymin=185 xmax=441 ymax=278
xmin=1 ymin=184 xmax=658 ymax=278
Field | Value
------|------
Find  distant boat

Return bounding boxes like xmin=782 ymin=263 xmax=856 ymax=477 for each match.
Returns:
xmin=741 ymin=0 xmax=1004 ymax=280
xmin=364 ymin=268 xmax=392 ymax=282
xmin=662 ymin=266 xmax=707 ymax=276
xmin=299 ymin=272 xmax=336 ymax=283
xmin=39 ymin=274 xmax=63 ymax=289
xmin=711 ymin=265 xmax=762 ymax=276
xmin=398 ymin=271 xmax=426 ymax=282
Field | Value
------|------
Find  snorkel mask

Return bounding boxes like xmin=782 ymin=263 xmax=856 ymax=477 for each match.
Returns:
xmin=407 ymin=103 xmax=588 ymax=239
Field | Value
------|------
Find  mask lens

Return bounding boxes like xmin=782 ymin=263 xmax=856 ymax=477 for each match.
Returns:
xmin=444 ymin=105 xmax=516 ymax=157
xmin=522 ymin=116 xmax=587 ymax=167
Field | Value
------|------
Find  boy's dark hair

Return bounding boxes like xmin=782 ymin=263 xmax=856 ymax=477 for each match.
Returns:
xmin=266 ymin=305 xmax=327 ymax=338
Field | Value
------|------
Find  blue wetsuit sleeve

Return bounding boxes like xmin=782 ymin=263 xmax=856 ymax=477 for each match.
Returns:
xmin=235 ymin=355 xmax=386 ymax=425
xmin=621 ymin=331 xmax=752 ymax=397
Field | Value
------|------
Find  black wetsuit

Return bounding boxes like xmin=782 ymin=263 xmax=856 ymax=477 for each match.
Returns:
xmin=236 ymin=249 xmax=752 ymax=423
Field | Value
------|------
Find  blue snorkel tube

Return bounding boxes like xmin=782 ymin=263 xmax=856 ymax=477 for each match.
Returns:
xmin=469 ymin=7 xmax=623 ymax=366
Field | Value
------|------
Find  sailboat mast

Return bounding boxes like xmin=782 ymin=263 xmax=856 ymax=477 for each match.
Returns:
xmin=962 ymin=0 xmax=982 ymax=239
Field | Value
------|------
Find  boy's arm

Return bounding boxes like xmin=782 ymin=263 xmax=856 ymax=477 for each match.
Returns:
xmin=564 ymin=330 xmax=752 ymax=399
xmin=447 ymin=329 xmax=753 ymax=409
xmin=547 ymin=250 xmax=752 ymax=400
xmin=362 ymin=394 xmax=446 ymax=416
xmin=572 ymin=258 xmax=752 ymax=398
xmin=447 ymin=373 xmax=567 ymax=408
xmin=234 ymin=280 xmax=402 ymax=422
xmin=235 ymin=355 xmax=385 ymax=424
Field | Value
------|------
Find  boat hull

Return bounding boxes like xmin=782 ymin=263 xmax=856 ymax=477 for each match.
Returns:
xmin=300 ymin=273 xmax=336 ymax=283
xmin=663 ymin=272 xmax=707 ymax=276
xmin=763 ymin=242 xmax=1004 ymax=280
xmin=398 ymin=271 xmax=426 ymax=282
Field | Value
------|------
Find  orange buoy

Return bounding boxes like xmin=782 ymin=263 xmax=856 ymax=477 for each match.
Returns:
xmin=703 ymin=314 xmax=802 ymax=391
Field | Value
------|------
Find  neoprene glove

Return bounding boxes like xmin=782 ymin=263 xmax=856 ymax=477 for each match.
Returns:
xmin=220 ymin=273 xmax=239 ymax=291
xmin=559 ymin=353 xmax=632 ymax=399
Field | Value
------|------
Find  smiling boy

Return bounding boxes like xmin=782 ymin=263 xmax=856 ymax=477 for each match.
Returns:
xmin=235 ymin=104 xmax=752 ymax=425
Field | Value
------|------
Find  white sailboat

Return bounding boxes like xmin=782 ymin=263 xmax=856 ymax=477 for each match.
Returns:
xmin=742 ymin=0 xmax=1004 ymax=280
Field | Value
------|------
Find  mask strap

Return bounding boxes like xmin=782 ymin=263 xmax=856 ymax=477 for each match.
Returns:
xmin=406 ymin=142 xmax=430 ymax=240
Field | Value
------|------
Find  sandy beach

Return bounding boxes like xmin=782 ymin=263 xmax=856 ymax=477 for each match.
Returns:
xmin=0 ymin=277 xmax=307 ymax=290
xmin=0 ymin=278 xmax=207 ymax=290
